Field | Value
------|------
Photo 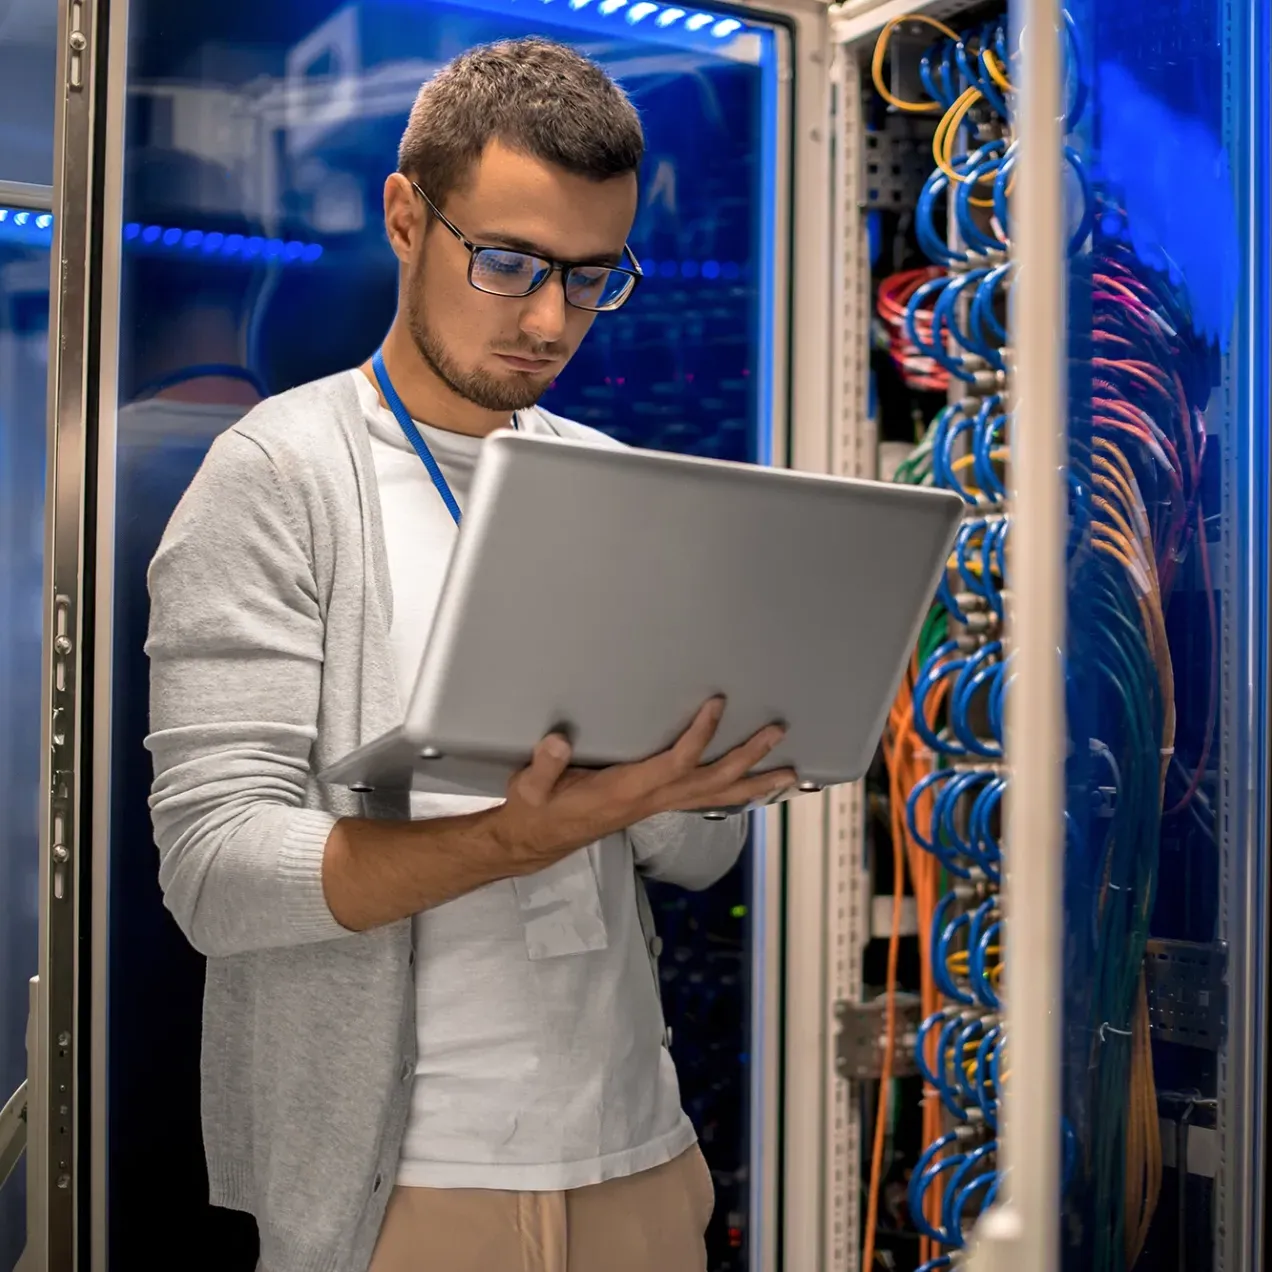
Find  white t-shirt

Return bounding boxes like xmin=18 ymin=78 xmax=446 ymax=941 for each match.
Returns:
xmin=353 ymin=370 xmax=697 ymax=1190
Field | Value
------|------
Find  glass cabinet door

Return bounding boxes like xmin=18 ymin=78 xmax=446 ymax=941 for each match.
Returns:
xmin=0 ymin=1 xmax=58 ymax=187
xmin=1013 ymin=2 xmax=1270 ymax=1270
xmin=0 ymin=1 xmax=58 ymax=1256
xmin=0 ymin=210 xmax=51 ymax=1270
xmin=99 ymin=3 xmax=787 ymax=1268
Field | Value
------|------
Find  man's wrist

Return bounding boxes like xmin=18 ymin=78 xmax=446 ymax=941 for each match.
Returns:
xmin=470 ymin=804 xmax=537 ymax=879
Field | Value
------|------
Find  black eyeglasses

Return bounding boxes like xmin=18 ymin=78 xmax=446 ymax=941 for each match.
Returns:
xmin=411 ymin=182 xmax=642 ymax=313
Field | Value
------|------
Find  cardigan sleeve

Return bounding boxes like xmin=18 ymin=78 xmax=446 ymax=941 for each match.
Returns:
xmin=145 ymin=427 xmax=350 ymax=957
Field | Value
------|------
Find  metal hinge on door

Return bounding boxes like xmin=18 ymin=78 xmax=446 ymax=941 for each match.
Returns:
xmin=67 ymin=1 xmax=88 ymax=90
xmin=50 ymin=596 xmax=74 ymax=905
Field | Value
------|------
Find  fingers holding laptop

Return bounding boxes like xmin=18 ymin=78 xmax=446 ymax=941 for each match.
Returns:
xmin=496 ymin=698 xmax=799 ymax=872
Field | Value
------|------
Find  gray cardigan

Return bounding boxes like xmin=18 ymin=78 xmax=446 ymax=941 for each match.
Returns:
xmin=145 ymin=372 xmax=746 ymax=1272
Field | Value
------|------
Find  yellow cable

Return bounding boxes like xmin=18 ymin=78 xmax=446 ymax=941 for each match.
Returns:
xmin=933 ymin=87 xmax=981 ymax=181
xmin=871 ymin=15 xmax=963 ymax=113
xmin=933 ymin=88 xmax=1002 ymax=208
xmin=982 ymin=47 xmax=1012 ymax=92
xmin=1090 ymin=450 xmax=1178 ymax=758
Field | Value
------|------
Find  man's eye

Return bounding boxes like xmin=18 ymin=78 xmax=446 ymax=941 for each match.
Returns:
xmin=482 ymin=253 xmax=533 ymax=275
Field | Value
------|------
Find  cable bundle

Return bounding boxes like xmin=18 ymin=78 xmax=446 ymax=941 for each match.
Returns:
xmin=1065 ymin=237 xmax=1215 ymax=1272
xmin=877 ymin=268 xmax=951 ymax=393
xmin=865 ymin=15 xmax=1019 ymax=1271
xmin=870 ymin=12 xmax=1214 ymax=1272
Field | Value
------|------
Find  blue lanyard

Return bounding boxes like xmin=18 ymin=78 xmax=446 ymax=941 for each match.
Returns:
xmin=370 ymin=347 xmax=519 ymax=527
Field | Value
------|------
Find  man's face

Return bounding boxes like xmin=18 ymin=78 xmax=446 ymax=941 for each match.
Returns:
xmin=392 ymin=139 xmax=638 ymax=413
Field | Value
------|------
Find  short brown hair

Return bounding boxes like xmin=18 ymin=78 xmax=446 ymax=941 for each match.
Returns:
xmin=397 ymin=37 xmax=645 ymax=205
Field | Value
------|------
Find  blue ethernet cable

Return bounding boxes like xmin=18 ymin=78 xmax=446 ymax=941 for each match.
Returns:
xmin=933 ymin=404 xmax=980 ymax=501
xmin=935 ymin=271 xmax=1006 ymax=369
xmin=972 ymin=266 xmax=1012 ymax=349
xmin=909 ymin=1131 xmax=964 ymax=1245
xmin=1064 ymin=145 xmax=1096 ymax=251
xmin=972 ymin=396 xmax=1007 ymax=500
xmin=916 ymin=1010 xmax=958 ymax=1102
xmin=969 ymin=777 xmax=1006 ymax=867
xmin=991 ymin=514 xmax=1008 ymax=580
xmin=976 ymin=19 xmax=1010 ymax=115
xmin=971 ymin=919 xmax=1003 ymax=1009
xmin=937 ymin=570 xmax=972 ymax=625
xmin=992 ymin=147 xmax=1015 ymax=240
xmin=980 ymin=526 xmax=1006 ymax=618
xmin=930 ymin=1011 xmax=972 ymax=1118
xmin=914 ymin=642 xmax=969 ymax=755
xmin=917 ymin=167 xmax=970 ymax=266
xmin=947 ymin=276 xmax=1006 ymax=370
xmin=950 ymin=1165 xmax=999 ymax=1240
xmin=936 ymin=39 xmax=960 ymax=106
xmin=905 ymin=276 xmax=969 ymax=381
xmin=935 ymin=901 xmax=975 ymax=1004
xmin=934 ymin=772 xmax=1000 ymax=876
xmin=956 ymin=158 xmax=1010 ymax=255
xmin=943 ymin=1138 xmax=998 ymax=1236
xmin=974 ymin=1024 xmax=1002 ymax=1126
xmin=953 ymin=1015 xmax=988 ymax=1102
xmin=914 ymin=1151 xmax=969 ymax=1245
xmin=920 ymin=46 xmax=957 ymax=110
xmin=1062 ymin=8 xmax=1088 ymax=127
xmin=908 ymin=770 xmax=975 ymax=876
xmin=954 ymin=521 xmax=998 ymax=606
xmin=985 ymin=660 xmax=1008 ymax=742
xmin=950 ymin=641 xmax=1005 ymax=758
xmin=909 ymin=278 xmax=979 ymax=382
xmin=966 ymin=895 xmax=998 ymax=960
xmin=958 ymin=27 xmax=1008 ymax=117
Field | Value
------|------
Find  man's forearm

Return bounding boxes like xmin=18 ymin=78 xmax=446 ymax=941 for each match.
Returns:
xmin=322 ymin=809 xmax=519 ymax=932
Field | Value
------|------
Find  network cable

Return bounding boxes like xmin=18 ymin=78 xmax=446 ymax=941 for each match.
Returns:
xmin=867 ymin=14 xmax=1018 ymax=1266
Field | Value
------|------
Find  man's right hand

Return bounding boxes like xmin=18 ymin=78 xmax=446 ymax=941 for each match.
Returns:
xmin=323 ymin=698 xmax=797 ymax=933
xmin=492 ymin=697 xmax=798 ymax=875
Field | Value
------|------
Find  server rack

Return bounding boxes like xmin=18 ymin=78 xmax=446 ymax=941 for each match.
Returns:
xmin=7 ymin=2 xmax=1269 ymax=1272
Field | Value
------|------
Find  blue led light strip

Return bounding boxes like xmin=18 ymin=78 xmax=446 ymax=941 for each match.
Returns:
xmin=516 ymin=0 xmax=744 ymax=38
xmin=0 ymin=207 xmax=324 ymax=265
xmin=1 ymin=210 xmax=761 ymax=285
xmin=641 ymin=258 xmax=743 ymax=281
xmin=124 ymin=221 xmax=324 ymax=263
xmin=0 ymin=208 xmax=54 ymax=238
xmin=422 ymin=0 xmax=758 ymax=58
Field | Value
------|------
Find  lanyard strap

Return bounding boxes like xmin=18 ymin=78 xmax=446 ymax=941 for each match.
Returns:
xmin=372 ymin=347 xmax=465 ymax=526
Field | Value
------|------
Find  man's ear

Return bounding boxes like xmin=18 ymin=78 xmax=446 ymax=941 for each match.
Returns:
xmin=384 ymin=173 xmax=422 ymax=266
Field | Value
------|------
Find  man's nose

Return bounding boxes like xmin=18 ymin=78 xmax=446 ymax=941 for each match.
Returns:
xmin=519 ymin=272 xmax=569 ymax=346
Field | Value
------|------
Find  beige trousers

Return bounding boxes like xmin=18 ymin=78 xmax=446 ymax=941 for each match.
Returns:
xmin=365 ymin=1146 xmax=715 ymax=1272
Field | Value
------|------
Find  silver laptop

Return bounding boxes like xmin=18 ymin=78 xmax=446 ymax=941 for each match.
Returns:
xmin=321 ymin=431 xmax=963 ymax=802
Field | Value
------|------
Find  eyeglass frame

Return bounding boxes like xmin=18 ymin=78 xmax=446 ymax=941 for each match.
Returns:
xmin=409 ymin=181 xmax=643 ymax=313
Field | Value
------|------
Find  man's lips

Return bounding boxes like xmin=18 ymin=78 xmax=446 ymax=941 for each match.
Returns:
xmin=495 ymin=352 xmax=555 ymax=372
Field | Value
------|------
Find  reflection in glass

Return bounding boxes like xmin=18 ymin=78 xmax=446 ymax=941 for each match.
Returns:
xmin=0 ymin=237 xmax=49 ymax=1272
xmin=0 ymin=0 xmax=59 ymax=186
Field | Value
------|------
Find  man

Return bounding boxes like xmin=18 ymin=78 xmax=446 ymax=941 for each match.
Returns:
xmin=146 ymin=37 xmax=797 ymax=1272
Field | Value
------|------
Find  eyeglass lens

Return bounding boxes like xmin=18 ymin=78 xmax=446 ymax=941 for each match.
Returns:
xmin=470 ymin=248 xmax=634 ymax=311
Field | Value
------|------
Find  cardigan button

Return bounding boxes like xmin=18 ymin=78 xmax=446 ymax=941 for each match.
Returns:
xmin=373 ymin=1173 xmax=383 ymax=1194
